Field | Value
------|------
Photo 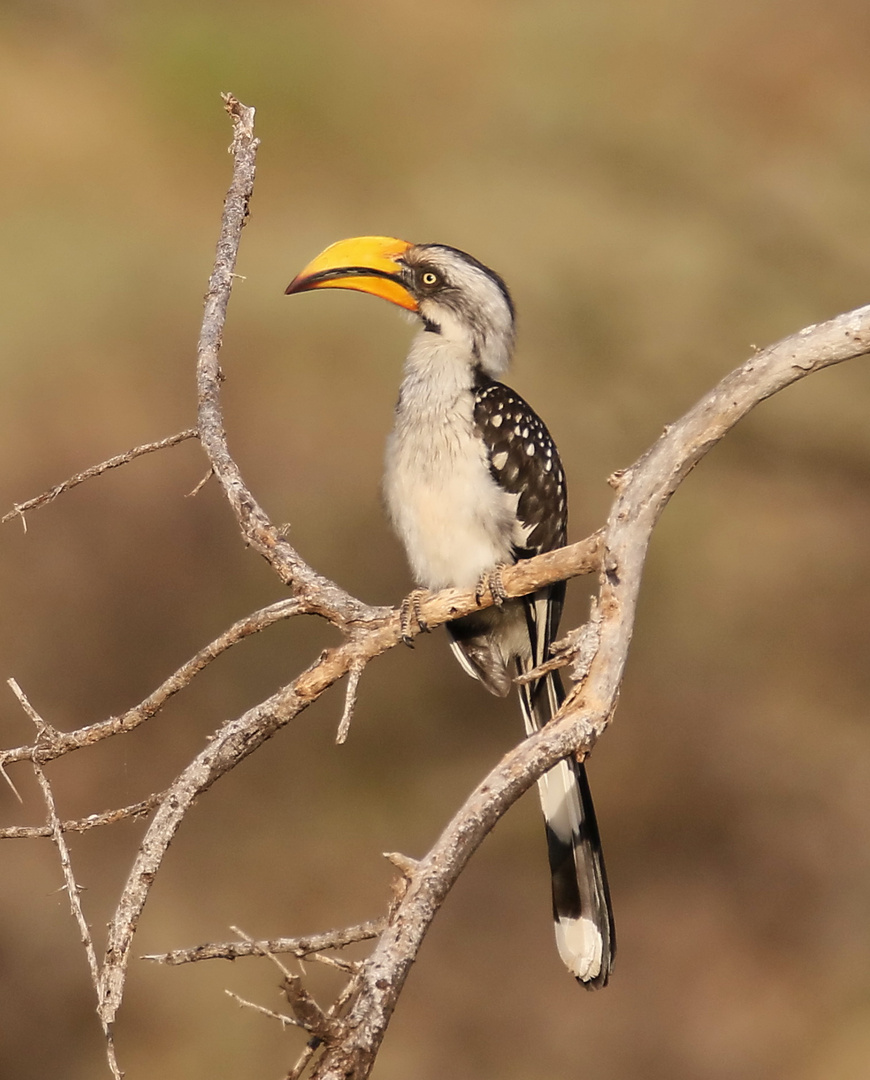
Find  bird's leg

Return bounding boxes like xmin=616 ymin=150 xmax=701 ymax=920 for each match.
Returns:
xmin=399 ymin=588 xmax=430 ymax=645
xmin=475 ymin=564 xmax=509 ymax=608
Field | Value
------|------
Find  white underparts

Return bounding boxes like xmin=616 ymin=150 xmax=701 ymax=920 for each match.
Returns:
xmin=383 ymin=329 xmax=519 ymax=590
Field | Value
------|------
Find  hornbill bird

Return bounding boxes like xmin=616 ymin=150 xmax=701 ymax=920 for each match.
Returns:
xmin=286 ymin=237 xmax=615 ymax=987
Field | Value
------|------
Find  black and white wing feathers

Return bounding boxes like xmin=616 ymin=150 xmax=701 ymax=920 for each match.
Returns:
xmin=448 ymin=378 xmax=615 ymax=988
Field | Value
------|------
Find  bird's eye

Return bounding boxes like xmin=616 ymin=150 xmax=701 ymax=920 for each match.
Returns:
xmin=420 ymin=270 xmax=440 ymax=288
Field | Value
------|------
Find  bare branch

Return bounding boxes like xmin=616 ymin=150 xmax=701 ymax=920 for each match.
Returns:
xmin=0 ymin=91 xmax=603 ymax=1076
xmin=225 ymin=990 xmax=304 ymax=1031
xmin=143 ymin=919 xmax=386 ymax=966
xmin=92 ymin=533 xmax=604 ymax=1019
xmin=2 ymin=81 xmax=867 ymax=1080
xmin=0 ymin=598 xmax=304 ymax=769
xmin=31 ymin=761 xmax=104 ymax=996
xmin=193 ymin=103 xmax=391 ymax=631
xmin=1 ymin=429 xmax=198 ymax=527
xmin=17 ymin=679 xmax=123 ymax=1080
xmin=305 ymin=306 xmax=870 ymax=1079
xmin=0 ymin=795 xmax=162 ymax=839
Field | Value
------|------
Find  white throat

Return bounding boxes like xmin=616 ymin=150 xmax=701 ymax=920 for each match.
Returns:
xmin=382 ymin=331 xmax=518 ymax=590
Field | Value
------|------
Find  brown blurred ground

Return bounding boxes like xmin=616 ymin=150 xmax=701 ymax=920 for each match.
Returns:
xmin=1 ymin=2 xmax=870 ymax=1078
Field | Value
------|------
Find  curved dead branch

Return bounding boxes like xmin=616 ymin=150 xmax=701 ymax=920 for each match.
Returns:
xmin=3 ymin=89 xmax=868 ymax=1080
xmin=306 ymin=307 xmax=870 ymax=1079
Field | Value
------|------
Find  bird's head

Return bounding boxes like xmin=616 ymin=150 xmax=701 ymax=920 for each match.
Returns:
xmin=286 ymin=236 xmax=515 ymax=377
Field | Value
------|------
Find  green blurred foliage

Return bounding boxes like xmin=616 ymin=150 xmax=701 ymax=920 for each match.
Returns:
xmin=1 ymin=1 xmax=870 ymax=1078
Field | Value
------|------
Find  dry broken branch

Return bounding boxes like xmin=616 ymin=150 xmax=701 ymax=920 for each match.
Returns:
xmin=0 ymin=597 xmax=305 ymax=768
xmin=4 ymin=86 xmax=868 ymax=1080
xmin=303 ymin=306 xmax=870 ymax=1080
xmin=1 ymin=429 xmax=198 ymax=528
xmin=10 ymin=680 xmax=123 ymax=1080
xmin=143 ymin=919 xmax=387 ymax=966
xmin=0 ymin=794 xmax=162 ymax=839
xmin=0 ymin=91 xmax=605 ymax=1079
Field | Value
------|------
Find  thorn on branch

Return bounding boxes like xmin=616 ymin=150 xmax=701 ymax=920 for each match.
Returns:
xmin=0 ymin=760 xmax=23 ymax=804
xmin=187 ymin=468 xmax=214 ymax=497
xmin=607 ymin=467 xmax=630 ymax=490
xmin=7 ymin=678 xmax=59 ymax=745
xmin=336 ymin=661 xmax=364 ymax=745
xmin=384 ymin=851 xmax=419 ymax=880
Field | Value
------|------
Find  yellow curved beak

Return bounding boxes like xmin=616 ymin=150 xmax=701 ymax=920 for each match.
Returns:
xmin=285 ymin=236 xmax=416 ymax=311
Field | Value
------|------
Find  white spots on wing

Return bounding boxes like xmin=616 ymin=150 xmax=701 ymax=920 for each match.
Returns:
xmin=525 ymin=442 xmax=535 ymax=456
xmin=522 ymin=426 xmax=529 ymax=438
xmin=491 ymin=450 xmax=509 ymax=470
xmin=490 ymin=413 xmax=503 ymax=428
xmin=513 ymin=425 xmax=522 ymax=436
xmin=545 ymin=459 xmax=553 ymax=472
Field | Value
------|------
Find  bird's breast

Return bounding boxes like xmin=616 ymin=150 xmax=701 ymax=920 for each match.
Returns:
xmin=383 ymin=396 xmax=518 ymax=591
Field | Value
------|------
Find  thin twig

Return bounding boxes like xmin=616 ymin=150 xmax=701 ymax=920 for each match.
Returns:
xmin=187 ymin=468 xmax=214 ymax=497
xmin=226 ymin=924 xmax=355 ymax=978
xmin=142 ymin=918 xmax=386 ymax=966
xmin=31 ymin=763 xmax=103 ymax=995
xmin=225 ymin=990 xmax=303 ymax=1031
xmin=336 ymin=660 xmax=364 ymax=744
xmin=98 ymin=94 xmax=264 ymax=1030
xmin=0 ymin=760 xmax=22 ymax=803
xmin=193 ymin=102 xmax=381 ymax=630
xmin=0 ymin=598 xmax=304 ymax=769
xmin=15 ymin=680 xmax=123 ymax=1080
xmin=1 ymin=429 xmax=198 ymax=527
xmin=0 ymin=794 xmax=162 ymax=839
xmin=229 ymin=925 xmax=298 ymax=981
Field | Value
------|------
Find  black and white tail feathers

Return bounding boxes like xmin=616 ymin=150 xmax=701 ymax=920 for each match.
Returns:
xmin=448 ymin=586 xmax=615 ymax=988
xmin=516 ymin=588 xmax=614 ymax=987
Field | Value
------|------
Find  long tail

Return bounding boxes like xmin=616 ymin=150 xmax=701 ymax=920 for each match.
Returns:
xmin=518 ymin=663 xmax=615 ymax=988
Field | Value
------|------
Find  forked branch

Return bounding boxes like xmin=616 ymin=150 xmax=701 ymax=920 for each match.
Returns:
xmin=304 ymin=309 xmax=870 ymax=1080
xmin=3 ymin=89 xmax=869 ymax=1080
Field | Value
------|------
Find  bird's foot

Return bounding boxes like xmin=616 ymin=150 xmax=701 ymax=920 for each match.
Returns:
xmin=475 ymin=565 xmax=509 ymax=607
xmin=399 ymin=589 xmax=429 ymax=645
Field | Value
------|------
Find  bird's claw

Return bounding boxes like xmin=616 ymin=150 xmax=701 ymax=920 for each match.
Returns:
xmin=475 ymin=566 xmax=508 ymax=607
xmin=399 ymin=589 xmax=429 ymax=645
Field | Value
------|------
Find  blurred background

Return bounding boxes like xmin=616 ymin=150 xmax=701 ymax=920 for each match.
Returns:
xmin=1 ymin=1 xmax=870 ymax=1077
